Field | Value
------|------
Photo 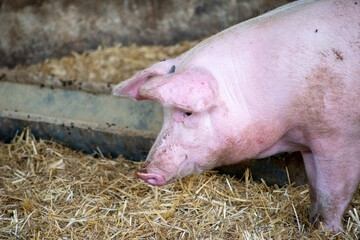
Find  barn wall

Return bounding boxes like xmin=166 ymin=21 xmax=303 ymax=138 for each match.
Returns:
xmin=0 ymin=0 xmax=293 ymax=67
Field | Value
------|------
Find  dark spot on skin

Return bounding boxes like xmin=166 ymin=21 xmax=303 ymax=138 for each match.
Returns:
xmin=27 ymin=115 xmax=30 ymax=118
xmin=40 ymin=84 xmax=45 ymax=88
xmin=332 ymin=48 xmax=344 ymax=61
xmin=315 ymin=29 xmax=318 ymax=33
xmin=107 ymin=83 xmax=111 ymax=88
xmin=355 ymin=2 xmax=358 ymax=4
xmin=168 ymin=65 xmax=176 ymax=74
xmin=294 ymin=66 xmax=343 ymax=136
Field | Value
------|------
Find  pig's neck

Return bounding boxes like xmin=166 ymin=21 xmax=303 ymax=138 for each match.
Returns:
xmin=182 ymin=26 xmax=308 ymax=163
xmin=213 ymin=48 xmax=303 ymax=164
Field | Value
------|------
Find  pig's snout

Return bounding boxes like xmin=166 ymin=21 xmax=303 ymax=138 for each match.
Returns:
xmin=135 ymin=169 xmax=166 ymax=186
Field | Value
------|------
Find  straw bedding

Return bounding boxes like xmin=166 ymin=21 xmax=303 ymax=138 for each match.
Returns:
xmin=2 ymin=42 xmax=360 ymax=239
xmin=1 ymin=128 xmax=359 ymax=239
xmin=16 ymin=41 xmax=199 ymax=85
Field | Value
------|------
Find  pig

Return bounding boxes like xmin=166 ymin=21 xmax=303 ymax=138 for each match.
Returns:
xmin=113 ymin=0 xmax=360 ymax=231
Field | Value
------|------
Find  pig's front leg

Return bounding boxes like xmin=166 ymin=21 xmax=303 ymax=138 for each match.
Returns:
xmin=301 ymin=147 xmax=360 ymax=231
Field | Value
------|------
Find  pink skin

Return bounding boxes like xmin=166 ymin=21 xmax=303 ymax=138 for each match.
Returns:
xmin=113 ymin=0 xmax=360 ymax=232
xmin=135 ymin=171 xmax=166 ymax=186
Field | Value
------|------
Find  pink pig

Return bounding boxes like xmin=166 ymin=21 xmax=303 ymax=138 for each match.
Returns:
xmin=113 ymin=0 xmax=360 ymax=231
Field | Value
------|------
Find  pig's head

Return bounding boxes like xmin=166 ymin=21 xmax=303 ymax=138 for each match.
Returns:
xmin=113 ymin=61 xmax=229 ymax=185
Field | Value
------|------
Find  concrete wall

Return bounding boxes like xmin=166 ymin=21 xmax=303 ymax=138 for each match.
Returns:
xmin=0 ymin=0 xmax=293 ymax=67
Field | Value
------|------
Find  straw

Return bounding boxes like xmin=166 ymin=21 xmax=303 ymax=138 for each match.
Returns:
xmin=0 ymin=128 xmax=359 ymax=239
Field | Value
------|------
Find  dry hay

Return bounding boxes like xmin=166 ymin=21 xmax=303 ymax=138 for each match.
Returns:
xmin=15 ymin=41 xmax=199 ymax=84
xmin=0 ymin=128 xmax=359 ymax=239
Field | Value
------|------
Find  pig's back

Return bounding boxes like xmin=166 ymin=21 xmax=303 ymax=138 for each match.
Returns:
xmin=178 ymin=0 xmax=360 ymax=127
xmin=230 ymin=0 xmax=360 ymax=137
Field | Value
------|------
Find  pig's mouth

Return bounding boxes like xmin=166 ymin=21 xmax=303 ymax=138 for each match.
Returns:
xmin=135 ymin=169 xmax=166 ymax=186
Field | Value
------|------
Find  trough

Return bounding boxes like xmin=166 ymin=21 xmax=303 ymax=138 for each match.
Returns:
xmin=0 ymin=69 xmax=162 ymax=161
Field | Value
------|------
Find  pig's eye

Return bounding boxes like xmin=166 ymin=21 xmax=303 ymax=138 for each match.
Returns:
xmin=185 ymin=112 xmax=192 ymax=117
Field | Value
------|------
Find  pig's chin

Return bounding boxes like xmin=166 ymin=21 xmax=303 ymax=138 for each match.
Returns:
xmin=135 ymin=171 xmax=167 ymax=186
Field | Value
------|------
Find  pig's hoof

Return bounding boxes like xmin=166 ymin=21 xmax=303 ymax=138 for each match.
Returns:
xmin=309 ymin=213 xmax=320 ymax=225
xmin=135 ymin=171 xmax=166 ymax=186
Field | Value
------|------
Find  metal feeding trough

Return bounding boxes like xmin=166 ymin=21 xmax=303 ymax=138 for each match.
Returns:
xmin=0 ymin=0 xmax=306 ymax=186
xmin=0 ymin=69 xmax=163 ymax=161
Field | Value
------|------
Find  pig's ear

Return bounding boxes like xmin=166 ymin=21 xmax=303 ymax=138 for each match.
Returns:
xmin=113 ymin=61 xmax=174 ymax=100
xmin=140 ymin=68 xmax=218 ymax=112
xmin=112 ymin=70 xmax=157 ymax=100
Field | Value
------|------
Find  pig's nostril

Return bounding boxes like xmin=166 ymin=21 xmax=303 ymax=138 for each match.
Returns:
xmin=147 ymin=178 xmax=158 ymax=185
